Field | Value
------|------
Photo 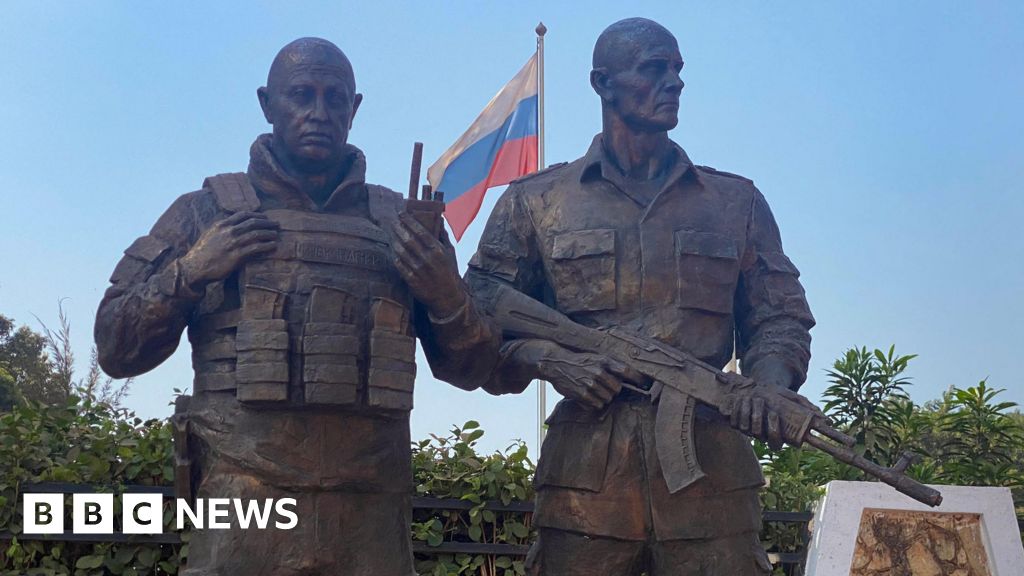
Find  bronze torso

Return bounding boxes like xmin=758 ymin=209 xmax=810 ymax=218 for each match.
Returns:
xmin=95 ymin=137 xmax=480 ymax=575
xmin=466 ymin=135 xmax=815 ymax=541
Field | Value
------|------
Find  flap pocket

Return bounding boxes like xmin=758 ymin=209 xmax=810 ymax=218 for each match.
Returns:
xmin=552 ymin=229 xmax=615 ymax=260
xmin=757 ymin=251 xmax=800 ymax=275
xmin=544 ymin=398 xmax=605 ymax=425
xmin=675 ymin=230 xmax=738 ymax=260
xmin=535 ymin=400 xmax=613 ymax=492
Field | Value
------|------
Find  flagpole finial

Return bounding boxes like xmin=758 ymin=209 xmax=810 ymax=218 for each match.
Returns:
xmin=536 ymin=22 xmax=547 ymax=37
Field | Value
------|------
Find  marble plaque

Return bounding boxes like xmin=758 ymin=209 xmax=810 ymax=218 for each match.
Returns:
xmin=805 ymin=481 xmax=1023 ymax=576
xmin=850 ymin=509 xmax=991 ymax=575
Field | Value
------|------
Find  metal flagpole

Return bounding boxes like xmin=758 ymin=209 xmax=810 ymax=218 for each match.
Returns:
xmin=535 ymin=22 xmax=547 ymax=451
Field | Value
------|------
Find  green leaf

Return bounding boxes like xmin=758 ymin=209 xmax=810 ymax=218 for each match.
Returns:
xmin=76 ymin=555 xmax=104 ymax=569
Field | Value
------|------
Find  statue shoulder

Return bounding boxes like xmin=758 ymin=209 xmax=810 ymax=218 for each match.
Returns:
xmin=202 ymin=172 xmax=260 ymax=213
xmin=508 ymin=161 xmax=571 ymax=187
xmin=366 ymin=183 xmax=405 ymax=225
xmin=695 ymin=165 xmax=755 ymax=186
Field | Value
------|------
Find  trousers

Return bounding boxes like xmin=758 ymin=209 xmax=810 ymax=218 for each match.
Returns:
xmin=526 ymin=528 xmax=772 ymax=576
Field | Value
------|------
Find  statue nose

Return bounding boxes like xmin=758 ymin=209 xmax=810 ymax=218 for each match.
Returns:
xmin=309 ymin=95 xmax=329 ymax=121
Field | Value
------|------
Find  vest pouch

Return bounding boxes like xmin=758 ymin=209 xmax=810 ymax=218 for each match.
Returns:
xmin=367 ymin=298 xmax=416 ymax=411
xmin=303 ymin=285 xmax=361 ymax=406
xmin=236 ymin=285 xmax=290 ymax=403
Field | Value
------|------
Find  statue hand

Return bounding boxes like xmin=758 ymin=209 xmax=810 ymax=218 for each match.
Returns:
xmin=179 ymin=212 xmax=279 ymax=288
xmin=390 ymin=212 xmax=464 ymax=317
xmin=724 ymin=366 xmax=821 ymax=450
xmin=515 ymin=340 xmax=645 ymax=410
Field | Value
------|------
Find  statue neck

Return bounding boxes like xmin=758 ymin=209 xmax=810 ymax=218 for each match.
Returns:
xmin=601 ymin=111 xmax=674 ymax=181
xmin=271 ymin=145 xmax=348 ymax=206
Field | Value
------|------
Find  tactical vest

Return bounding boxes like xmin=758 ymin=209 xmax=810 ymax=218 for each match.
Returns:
xmin=186 ymin=173 xmax=416 ymax=412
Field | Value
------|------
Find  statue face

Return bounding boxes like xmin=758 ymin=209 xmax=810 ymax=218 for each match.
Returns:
xmin=605 ymin=35 xmax=684 ymax=132
xmin=261 ymin=67 xmax=361 ymax=172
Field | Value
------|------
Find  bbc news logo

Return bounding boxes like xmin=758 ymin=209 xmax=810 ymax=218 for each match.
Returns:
xmin=23 ymin=494 xmax=298 ymax=534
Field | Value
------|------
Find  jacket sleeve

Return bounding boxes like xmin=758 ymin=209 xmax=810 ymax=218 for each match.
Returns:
xmin=734 ymin=189 xmax=816 ymax=390
xmin=462 ymin=185 xmax=547 ymax=395
xmin=414 ymin=228 xmax=503 ymax=391
xmin=94 ymin=192 xmax=208 ymax=378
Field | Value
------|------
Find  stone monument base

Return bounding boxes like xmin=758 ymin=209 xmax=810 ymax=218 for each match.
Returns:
xmin=805 ymin=481 xmax=1023 ymax=576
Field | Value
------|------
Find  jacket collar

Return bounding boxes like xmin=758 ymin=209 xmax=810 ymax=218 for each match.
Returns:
xmin=247 ymin=133 xmax=368 ymax=212
xmin=578 ymin=133 xmax=699 ymax=191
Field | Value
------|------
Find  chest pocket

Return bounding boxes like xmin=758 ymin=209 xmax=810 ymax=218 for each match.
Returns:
xmin=675 ymin=230 xmax=739 ymax=314
xmin=548 ymin=229 xmax=617 ymax=314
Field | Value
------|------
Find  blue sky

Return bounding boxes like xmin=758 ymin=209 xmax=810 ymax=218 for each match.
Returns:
xmin=1 ymin=1 xmax=1021 ymax=457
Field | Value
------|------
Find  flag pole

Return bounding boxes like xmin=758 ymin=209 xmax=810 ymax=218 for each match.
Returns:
xmin=535 ymin=21 xmax=547 ymax=452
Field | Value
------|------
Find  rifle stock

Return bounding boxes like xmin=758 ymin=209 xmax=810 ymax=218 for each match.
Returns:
xmin=477 ymin=281 xmax=942 ymax=507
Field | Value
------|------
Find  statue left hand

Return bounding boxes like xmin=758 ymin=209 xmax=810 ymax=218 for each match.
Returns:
xmin=729 ymin=357 xmax=818 ymax=450
xmin=390 ymin=212 xmax=465 ymax=317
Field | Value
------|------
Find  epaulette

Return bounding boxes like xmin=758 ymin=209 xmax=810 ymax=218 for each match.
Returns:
xmin=510 ymin=162 xmax=569 ymax=185
xmin=203 ymin=172 xmax=261 ymax=213
xmin=696 ymin=165 xmax=754 ymax=185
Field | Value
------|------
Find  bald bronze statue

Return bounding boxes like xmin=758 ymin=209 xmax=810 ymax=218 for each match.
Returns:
xmin=96 ymin=37 xmax=491 ymax=575
xmin=459 ymin=18 xmax=816 ymax=575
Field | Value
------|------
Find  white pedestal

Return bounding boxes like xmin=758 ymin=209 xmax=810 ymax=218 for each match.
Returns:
xmin=805 ymin=481 xmax=1023 ymax=576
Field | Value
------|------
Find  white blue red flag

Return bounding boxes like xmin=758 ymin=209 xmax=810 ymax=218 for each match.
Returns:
xmin=427 ymin=54 xmax=539 ymax=240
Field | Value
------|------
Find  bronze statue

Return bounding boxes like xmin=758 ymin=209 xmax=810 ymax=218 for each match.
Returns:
xmin=462 ymin=18 xmax=815 ymax=575
xmin=95 ymin=37 xmax=492 ymax=575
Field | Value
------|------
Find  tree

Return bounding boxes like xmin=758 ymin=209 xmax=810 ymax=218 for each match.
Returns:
xmin=823 ymin=345 xmax=916 ymax=466
xmin=938 ymin=380 xmax=1024 ymax=488
xmin=0 ymin=314 xmax=65 ymax=406
xmin=0 ymin=308 xmax=130 ymax=410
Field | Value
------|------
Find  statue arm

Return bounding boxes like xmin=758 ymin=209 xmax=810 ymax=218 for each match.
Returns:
xmin=414 ymin=263 xmax=503 ymax=391
xmin=94 ymin=192 xmax=206 ymax=379
xmin=462 ymin=185 xmax=549 ymax=395
xmin=734 ymin=189 xmax=816 ymax=390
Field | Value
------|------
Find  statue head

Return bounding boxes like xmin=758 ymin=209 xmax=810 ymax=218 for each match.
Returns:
xmin=257 ymin=38 xmax=363 ymax=173
xmin=591 ymin=18 xmax=684 ymax=133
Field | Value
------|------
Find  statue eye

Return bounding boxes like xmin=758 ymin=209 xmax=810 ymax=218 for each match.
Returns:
xmin=640 ymin=60 xmax=668 ymax=75
xmin=326 ymin=91 xmax=347 ymax=107
xmin=289 ymin=87 xmax=312 ymax=100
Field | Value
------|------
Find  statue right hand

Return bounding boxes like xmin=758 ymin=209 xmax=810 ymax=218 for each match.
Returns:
xmin=179 ymin=212 xmax=279 ymax=287
xmin=514 ymin=340 xmax=644 ymax=410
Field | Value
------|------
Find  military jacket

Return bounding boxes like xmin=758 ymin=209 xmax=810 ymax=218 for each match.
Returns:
xmin=465 ymin=135 xmax=815 ymax=539
xmin=96 ymin=135 xmax=490 ymax=412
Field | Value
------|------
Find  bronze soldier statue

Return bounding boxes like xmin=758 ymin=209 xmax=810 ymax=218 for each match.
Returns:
xmin=95 ymin=37 xmax=492 ymax=575
xmin=462 ymin=18 xmax=816 ymax=575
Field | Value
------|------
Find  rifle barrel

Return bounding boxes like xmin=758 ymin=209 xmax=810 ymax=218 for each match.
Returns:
xmin=804 ymin=433 xmax=942 ymax=507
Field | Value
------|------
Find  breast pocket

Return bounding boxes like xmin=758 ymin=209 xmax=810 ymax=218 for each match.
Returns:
xmin=675 ymin=230 xmax=739 ymax=314
xmin=549 ymin=229 xmax=617 ymax=314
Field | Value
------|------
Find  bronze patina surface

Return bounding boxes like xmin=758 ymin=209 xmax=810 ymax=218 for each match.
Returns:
xmin=95 ymin=37 xmax=492 ymax=575
xmin=460 ymin=18 xmax=815 ymax=575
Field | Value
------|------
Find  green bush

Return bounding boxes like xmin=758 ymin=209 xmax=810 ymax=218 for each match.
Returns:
xmin=0 ymin=397 xmax=183 ymax=575
xmin=411 ymin=421 xmax=534 ymax=576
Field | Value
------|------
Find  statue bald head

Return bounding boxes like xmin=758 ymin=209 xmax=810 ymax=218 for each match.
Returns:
xmin=593 ymin=18 xmax=677 ymax=74
xmin=590 ymin=18 xmax=684 ymax=133
xmin=267 ymin=37 xmax=355 ymax=94
xmin=258 ymin=37 xmax=363 ymax=175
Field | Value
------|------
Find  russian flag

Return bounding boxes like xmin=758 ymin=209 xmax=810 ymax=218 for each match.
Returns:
xmin=427 ymin=54 xmax=539 ymax=241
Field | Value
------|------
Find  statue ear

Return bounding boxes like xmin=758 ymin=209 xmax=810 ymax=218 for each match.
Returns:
xmin=257 ymin=87 xmax=273 ymax=124
xmin=590 ymin=68 xmax=613 ymax=102
xmin=349 ymin=93 xmax=363 ymax=130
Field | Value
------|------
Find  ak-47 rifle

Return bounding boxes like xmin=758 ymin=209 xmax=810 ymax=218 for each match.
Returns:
xmin=475 ymin=281 xmax=943 ymax=507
